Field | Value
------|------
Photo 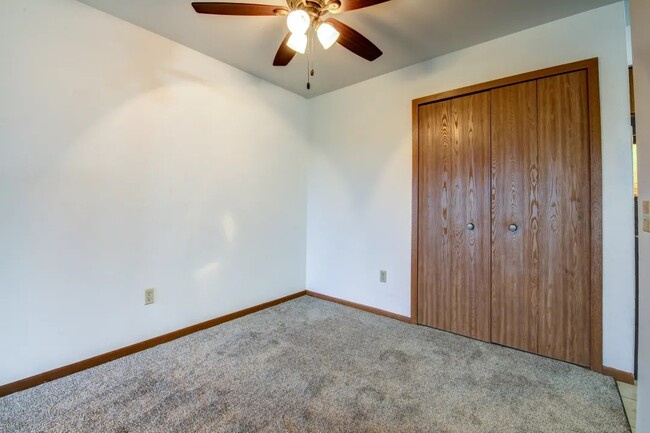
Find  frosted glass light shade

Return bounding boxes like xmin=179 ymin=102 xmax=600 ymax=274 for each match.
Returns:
xmin=287 ymin=10 xmax=310 ymax=35
xmin=287 ymin=32 xmax=308 ymax=54
xmin=317 ymin=23 xmax=340 ymax=49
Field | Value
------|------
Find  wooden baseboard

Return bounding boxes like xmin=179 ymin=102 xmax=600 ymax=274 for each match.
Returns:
xmin=603 ymin=366 xmax=635 ymax=384
xmin=0 ymin=290 xmax=307 ymax=398
xmin=306 ymin=290 xmax=412 ymax=323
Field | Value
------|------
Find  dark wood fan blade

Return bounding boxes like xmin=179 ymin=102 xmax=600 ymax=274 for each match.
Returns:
xmin=325 ymin=18 xmax=382 ymax=61
xmin=273 ymin=33 xmax=297 ymax=66
xmin=192 ymin=2 xmax=287 ymax=16
xmin=333 ymin=0 xmax=390 ymax=13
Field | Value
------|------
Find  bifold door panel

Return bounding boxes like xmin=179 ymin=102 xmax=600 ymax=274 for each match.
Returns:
xmin=417 ymin=93 xmax=491 ymax=342
xmin=490 ymin=80 xmax=539 ymax=354
xmin=536 ymin=71 xmax=592 ymax=367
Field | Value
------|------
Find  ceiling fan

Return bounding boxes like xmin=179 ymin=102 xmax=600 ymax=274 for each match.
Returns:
xmin=191 ymin=1 xmax=390 ymax=67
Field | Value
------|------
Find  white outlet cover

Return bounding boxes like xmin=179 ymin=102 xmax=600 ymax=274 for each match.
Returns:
xmin=145 ymin=288 xmax=155 ymax=305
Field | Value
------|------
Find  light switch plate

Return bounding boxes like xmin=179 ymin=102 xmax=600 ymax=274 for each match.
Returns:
xmin=644 ymin=218 xmax=650 ymax=233
xmin=380 ymin=270 xmax=387 ymax=283
xmin=644 ymin=201 xmax=650 ymax=215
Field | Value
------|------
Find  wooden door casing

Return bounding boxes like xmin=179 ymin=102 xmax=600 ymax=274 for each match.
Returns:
xmin=490 ymin=81 xmax=540 ymax=353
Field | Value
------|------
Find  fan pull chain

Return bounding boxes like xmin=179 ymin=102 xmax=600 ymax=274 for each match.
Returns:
xmin=307 ymin=58 xmax=311 ymax=90
xmin=307 ymin=26 xmax=315 ymax=90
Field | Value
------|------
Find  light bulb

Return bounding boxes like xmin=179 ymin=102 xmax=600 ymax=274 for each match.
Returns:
xmin=287 ymin=10 xmax=310 ymax=35
xmin=287 ymin=32 xmax=308 ymax=54
xmin=317 ymin=22 xmax=340 ymax=50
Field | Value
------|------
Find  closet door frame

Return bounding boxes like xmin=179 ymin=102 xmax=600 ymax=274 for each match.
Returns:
xmin=411 ymin=58 xmax=603 ymax=373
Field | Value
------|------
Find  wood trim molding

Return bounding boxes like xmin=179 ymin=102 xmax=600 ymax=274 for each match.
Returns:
xmin=411 ymin=99 xmax=420 ymax=324
xmin=0 ymin=291 xmax=307 ymax=398
xmin=411 ymin=58 xmax=604 ymax=373
xmin=412 ymin=58 xmax=600 ymax=107
xmin=0 ymin=285 xmax=619 ymax=398
xmin=306 ymin=291 xmax=412 ymax=323
xmin=603 ymin=366 xmax=636 ymax=385
xmin=587 ymin=60 xmax=604 ymax=373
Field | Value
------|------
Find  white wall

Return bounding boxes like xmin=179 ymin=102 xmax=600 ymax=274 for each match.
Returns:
xmin=0 ymin=0 xmax=308 ymax=385
xmin=630 ymin=0 xmax=649 ymax=430
xmin=306 ymin=3 xmax=636 ymax=373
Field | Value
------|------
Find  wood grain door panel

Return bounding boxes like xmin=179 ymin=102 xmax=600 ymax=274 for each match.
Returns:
xmin=417 ymin=94 xmax=491 ymax=342
xmin=417 ymin=101 xmax=452 ymax=330
xmin=537 ymin=71 xmax=591 ymax=367
xmin=490 ymin=81 xmax=540 ymax=353
xmin=449 ymin=93 xmax=491 ymax=341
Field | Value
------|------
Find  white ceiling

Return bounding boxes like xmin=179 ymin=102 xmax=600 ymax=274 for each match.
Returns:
xmin=77 ymin=0 xmax=619 ymax=98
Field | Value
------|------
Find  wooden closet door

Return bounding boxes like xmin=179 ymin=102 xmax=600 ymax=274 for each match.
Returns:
xmin=418 ymin=101 xmax=452 ymax=331
xmin=450 ymin=93 xmax=491 ymax=341
xmin=537 ymin=71 xmax=591 ymax=366
xmin=490 ymin=81 xmax=539 ymax=353
xmin=418 ymin=93 xmax=491 ymax=341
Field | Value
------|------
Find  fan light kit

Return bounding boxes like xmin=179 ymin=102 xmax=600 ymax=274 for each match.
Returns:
xmin=192 ymin=0 xmax=390 ymax=89
xmin=316 ymin=22 xmax=340 ymax=49
xmin=286 ymin=9 xmax=340 ymax=52
xmin=287 ymin=32 xmax=308 ymax=54
xmin=287 ymin=10 xmax=310 ymax=35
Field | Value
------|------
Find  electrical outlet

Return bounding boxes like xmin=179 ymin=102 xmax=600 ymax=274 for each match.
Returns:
xmin=380 ymin=270 xmax=387 ymax=283
xmin=145 ymin=288 xmax=155 ymax=305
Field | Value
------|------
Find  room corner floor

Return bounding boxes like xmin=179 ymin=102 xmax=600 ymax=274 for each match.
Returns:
xmin=0 ymin=297 xmax=630 ymax=432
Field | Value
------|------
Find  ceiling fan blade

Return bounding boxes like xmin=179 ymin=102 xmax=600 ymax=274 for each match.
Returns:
xmin=273 ymin=33 xmax=297 ymax=66
xmin=332 ymin=0 xmax=390 ymax=13
xmin=192 ymin=2 xmax=287 ymax=16
xmin=325 ymin=18 xmax=382 ymax=61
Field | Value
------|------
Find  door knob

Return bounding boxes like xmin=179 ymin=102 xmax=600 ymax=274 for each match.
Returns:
xmin=509 ymin=224 xmax=518 ymax=232
xmin=467 ymin=223 xmax=476 ymax=231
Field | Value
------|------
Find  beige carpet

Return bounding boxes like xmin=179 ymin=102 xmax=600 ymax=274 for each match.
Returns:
xmin=0 ymin=296 xmax=631 ymax=432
